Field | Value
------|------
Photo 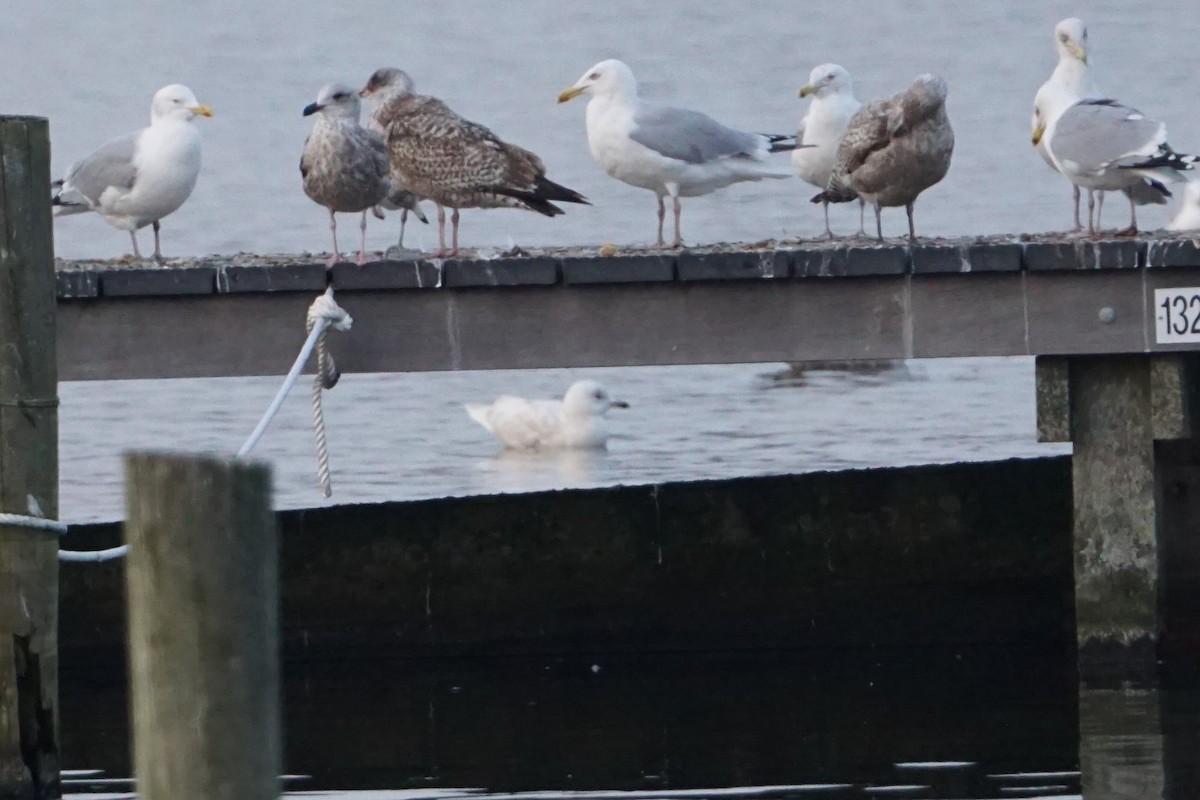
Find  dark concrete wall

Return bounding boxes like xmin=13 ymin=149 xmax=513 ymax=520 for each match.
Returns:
xmin=60 ymin=456 xmax=1074 ymax=665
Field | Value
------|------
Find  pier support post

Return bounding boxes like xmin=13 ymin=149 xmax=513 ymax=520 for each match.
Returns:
xmin=124 ymin=453 xmax=279 ymax=800
xmin=0 ymin=116 xmax=60 ymax=800
xmin=1037 ymin=354 xmax=1200 ymax=676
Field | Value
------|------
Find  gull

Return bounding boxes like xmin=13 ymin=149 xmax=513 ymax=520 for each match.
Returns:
xmin=558 ymin=59 xmax=801 ymax=248
xmin=1031 ymin=18 xmax=1170 ymax=232
xmin=363 ymin=67 xmax=588 ymax=258
xmin=814 ymin=74 xmax=954 ymax=243
xmin=465 ymin=380 xmax=629 ymax=451
xmin=1167 ymin=181 xmax=1200 ymax=231
xmin=301 ymin=83 xmax=390 ymax=265
xmin=1035 ymin=97 xmax=1197 ymax=235
xmin=359 ymin=68 xmax=428 ymax=251
xmin=795 ymin=63 xmax=865 ymax=237
xmin=52 ymin=84 xmax=212 ymax=262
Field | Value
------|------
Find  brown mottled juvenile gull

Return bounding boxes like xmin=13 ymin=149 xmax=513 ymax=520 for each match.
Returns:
xmin=301 ymin=83 xmax=390 ymax=265
xmin=558 ymin=58 xmax=800 ymax=248
xmin=52 ymin=84 xmax=213 ymax=262
xmin=815 ymin=74 xmax=954 ymax=243
xmin=1035 ymin=98 xmax=1197 ymax=235
xmin=362 ymin=67 xmax=589 ymax=258
xmin=359 ymin=68 xmax=428 ymax=251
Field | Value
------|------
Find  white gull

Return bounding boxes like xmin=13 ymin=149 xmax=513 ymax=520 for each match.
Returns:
xmin=794 ymin=63 xmax=864 ymax=237
xmin=465 ymin=380 xmax=629 ymax=451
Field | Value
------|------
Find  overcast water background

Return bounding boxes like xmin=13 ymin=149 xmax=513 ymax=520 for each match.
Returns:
xmin=7 ymin=2 xmax=1200 ymax=798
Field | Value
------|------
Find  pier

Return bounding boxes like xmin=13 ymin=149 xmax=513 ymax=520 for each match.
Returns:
xmin=5 ymin=115 xmax=1200 ymax=797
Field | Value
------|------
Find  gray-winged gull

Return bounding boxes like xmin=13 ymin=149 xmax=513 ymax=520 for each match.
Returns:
xmin=359 ymin=68 xmax=428 ymax=251
xmin=465 ymin=380 xmax=629 ymax=451
xmin=301 ymin=83 xmax=391 ymax=265
xmin=52 ymin=84 xmax=212 ymax=262
xmin=363 ymin=68 xmax=589 ymax=258
xmin=558 ymin=58 xmax=801 ymax=248
xmin=814 ymin=74 xmax=954 ymax=243
xmin=1032 ymin=18 xmax=1170 ymax=232
xmin=1035 ymin=98 xmax=1197 ymax=235
xmin=1167 ymin=181 xmax=1200 ymax=231
xmin=795 ymin=63 xmax=865 ymax=238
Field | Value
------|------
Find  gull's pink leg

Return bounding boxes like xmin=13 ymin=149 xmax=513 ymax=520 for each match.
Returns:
xmin=450 ymin=208 xmax=460 ymax=257
xmin=436 ymin=203 xmax=447 ymax=257
xmin=326 ymin=210 xmax=340 ymax=267
xmin=357 ymin=210 xmax=369 ymax=265
xmin=672 ymin=194 xmax=683 ymax=249
xmin=655 ymin=194 xmax=665 ymax=247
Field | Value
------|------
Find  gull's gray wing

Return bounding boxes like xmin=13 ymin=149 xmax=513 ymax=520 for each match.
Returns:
xmin=1051 ymin=100 xmax=1166 ymax=171
xmin=630 ymin=105 xmax=760 ymax=164
xmin=64 ymin=131 xmax=141 ymax=202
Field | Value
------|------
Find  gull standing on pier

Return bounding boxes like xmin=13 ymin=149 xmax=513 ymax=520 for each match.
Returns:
xmin=794 ymin=63 xmax=864 ymax=238
xmin=301 ymin=83 xmax=391 ymax=265
xmin=359 ymin=68 xmax=428 ymax=251
xmin=52 ymin=84 xmax=212 ymax=263
xmin=814 ymin=74 xmax=954 ymax=243
xmin=1167 ymin=181 xmax=1200 ymax=231
xmin=364 ymin=67 xmax=589 ymax=258
xmin=558 ymin=59 xmax=800 ymax=248
xmin=1031 ymin=18 xmax=1169 ymax=232
xmin=465 ymin=380 xmax=629 ymax=451
xmin=1034 ymin=97 xmax=1197 ymax=235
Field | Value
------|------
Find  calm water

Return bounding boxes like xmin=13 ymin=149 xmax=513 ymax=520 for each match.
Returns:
xmin=9 ymin=2 xmax=1200 ymax=798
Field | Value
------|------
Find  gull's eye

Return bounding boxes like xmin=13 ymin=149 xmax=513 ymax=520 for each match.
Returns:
xmin=588 ymin=72 xmax=600 ymax=80
xmin=333 ymin=92 xmax=347 ymax=101
xmin=593 ymin=390 xmax=605 ymax=400
xmin=1059 ymin=33 xmax=1069 ymax=43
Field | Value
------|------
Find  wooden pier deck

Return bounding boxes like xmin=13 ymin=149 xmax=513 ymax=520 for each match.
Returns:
xmin=55 ymin=235 xmax=1200 ymax=382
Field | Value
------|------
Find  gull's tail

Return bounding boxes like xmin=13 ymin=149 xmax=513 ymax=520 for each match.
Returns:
xmin=1126 ymin=179 xmax=1171 ymax=206
xmin=464 ymin=403 xmax=493 ymax=433
xmin=493 ymin=176 xmax=590 ymax=218
xmin=1120 ymin=148 xmax=1199 ymax=184
xmin=759 ymin=133 xmax=809 ymax=154
xmin=51 ymin=179 xmax=90 ymax=217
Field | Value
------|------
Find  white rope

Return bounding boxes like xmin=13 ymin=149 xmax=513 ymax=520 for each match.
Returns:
xmin=0 ymin=513 xmax=68 ymax=535
xmin=53 ymin=287 xmax=352 ymax=563
xmin=307 ymin=288 xmax=350 ymax=497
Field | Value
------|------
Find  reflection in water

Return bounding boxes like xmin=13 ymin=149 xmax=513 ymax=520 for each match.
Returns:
xmin=478 ymin=449 xmax=608 ymax=494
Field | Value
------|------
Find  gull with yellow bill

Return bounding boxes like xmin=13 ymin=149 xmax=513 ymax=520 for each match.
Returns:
xmin=52 ymin=84 xmax=214 ymax=263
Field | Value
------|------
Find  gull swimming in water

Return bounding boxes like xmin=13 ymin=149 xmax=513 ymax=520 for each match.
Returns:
xmin=814 ymin=74 xmax=954 ymax=243
xmin=301 ymin=83 xmax=391 ymax=265
xmin=1032 ymin=18 xmax=1170 ymax=232
xmin=558 ymin=58 xmax=800 ymax=248
xmin=359 ymin=68 xmax=428 ymax=251
xmin=364 ymin=67 xmax=588 ymax=258
xmin=465 ymin=380 xmax=629 ymax=451
xmin=794 ymin=63 xmax=865 ymax=237
xmin=1034 ymin=96 xmax=1197 ymax=235
xmin=52 ymin=84 xmax=212 ymax=262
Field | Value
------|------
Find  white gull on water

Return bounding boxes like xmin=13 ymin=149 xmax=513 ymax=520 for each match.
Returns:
xmin=465 ymin=380 xmax=629 ymax=451
xmin=794 ymin=63 xmax=864 ymax=238
xmin=51 ymin=84 xmax=212 ymax=262
xmin=300 ymin=83 xmax=390 ymax=265
xmin=557 ymin=58 xmax=800 ymax=248
xmin=1031 ymin=17 xmax=1169 ymax=232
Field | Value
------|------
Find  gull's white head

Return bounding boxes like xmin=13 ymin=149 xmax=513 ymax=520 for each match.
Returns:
xmin=1031 ymin=80 xmax=1077 ymax=146
xmin=562 ymin=380 xmax=630 ymax=417
xmin=151 ymin=84 xmax=213 ymax=123
xmin=359 ymin=67 xmax=416 ymax=102
xmin=1054 ymin=18 xmax=1089 ymax=65
xmin=799 ymin=64 xmax=853 ymax=100
xmin=558 ymin=59 xmax=638 ymax=104
xmin=303 ymin=83 xmax=362 ymax=120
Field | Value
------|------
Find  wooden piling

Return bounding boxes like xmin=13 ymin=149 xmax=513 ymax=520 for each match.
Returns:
xmin=0 ymin=116 xmax=60 ymax=800
xmin=124 ymin=453 xmax=279 ymax=800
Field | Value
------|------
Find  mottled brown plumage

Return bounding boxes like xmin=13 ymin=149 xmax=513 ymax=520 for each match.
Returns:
xmin=362 ymin=67 xmax=588 ymax=256
xmin=815 ymin=74 xmax=953 ymax=242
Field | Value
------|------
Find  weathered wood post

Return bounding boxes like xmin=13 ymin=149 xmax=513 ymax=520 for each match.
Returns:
xmin=0 ymin=116 xmax=60 ymax=800
xmin=1037 ymin=353 xmax=1200 ymax=677
xmin=124 ymin=453 xmax=279 ymax=800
